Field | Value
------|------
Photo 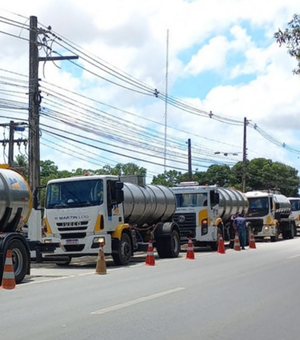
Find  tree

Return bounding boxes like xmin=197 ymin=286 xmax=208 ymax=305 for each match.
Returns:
xmin=14 ymin=154 xmax=28 ymax=179
xmin=152 ymin=170 xmax=182 ymax=186
xmin=275 ymin=14 xmax=300 ymax=75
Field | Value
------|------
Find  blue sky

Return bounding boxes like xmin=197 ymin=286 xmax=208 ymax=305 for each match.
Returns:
xmin=1 ymin=0 xmax=300 ymax=183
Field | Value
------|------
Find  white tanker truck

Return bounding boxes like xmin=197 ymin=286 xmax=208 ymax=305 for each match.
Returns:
xmin=245 ymin=191 xmax=296 ymax=241
xmin=0 ymin=166 xmax=58 ymax=284
xmin=171 ymin=183 xmax=249 ymax=250
xmin=37 ymin=175 xmax=181 ymax=265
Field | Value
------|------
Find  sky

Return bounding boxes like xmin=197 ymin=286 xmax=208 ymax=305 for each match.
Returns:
xmin=1 ymin=0 xmax=300 ymax=183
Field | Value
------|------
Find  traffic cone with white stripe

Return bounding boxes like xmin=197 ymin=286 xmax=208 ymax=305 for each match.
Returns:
xmin=249 ymin=232 xmax=256 ymax=249
xmin=95 ymin=246 xmax=107 ymax=275
xmin=217 ymin=234 xmax=226 ymax=254
xmin=233 ymin=231 xmax=241 ymax=251
xmin=145 ymin=240 xmax=155 ymax=266
xmin=186 ymin=237 xmax=195 ymax=259
xmin=1 ymin=249 xmax=16 ymax=289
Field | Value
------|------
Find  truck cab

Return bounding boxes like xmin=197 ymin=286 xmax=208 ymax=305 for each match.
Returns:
xmin=245 ymin=191 xmax=296 ymax=241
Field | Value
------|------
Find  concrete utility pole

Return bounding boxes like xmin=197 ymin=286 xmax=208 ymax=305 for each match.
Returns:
xmin=187 ymin=138 xmax=192 ymax=180
xmin=28 ymin=16 xmax=79 ymax=191
xmin=242 ymin=117 xmax=247 ymax=192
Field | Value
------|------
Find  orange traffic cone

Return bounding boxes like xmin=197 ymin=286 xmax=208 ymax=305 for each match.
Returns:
xmin=217 ymin=234 xmax=226 ymax=254
xmin=95 ymin=247 xmax=107 ymax=275
xmin=1 ymin=249 xmax=16 ymax=290
xmin=249 ymin=233 xmax=256 ymax=249
xmin=233 ymin=232 xmax=241 ymax=251
xmin=145 ymin=240 xmax=155 ymax=266
xmin=186 ymin=237 xmax=195 ymax=259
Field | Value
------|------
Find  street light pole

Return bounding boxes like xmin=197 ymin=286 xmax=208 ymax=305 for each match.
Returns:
xmin=242 ymin=117 xmax=247 ymax=192
xmin=188 ymin=138 xmax=192 ymax=181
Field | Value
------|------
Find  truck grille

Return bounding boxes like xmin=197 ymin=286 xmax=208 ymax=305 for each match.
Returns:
xmin=60 ymin=232 xmax=87 ymax=239
xmin=173 ymin=213 xmax=196 ymax=239
xmin=64 ymin=245 xmax=85 ymax=252
xmin=246 ymin=218 xmax=263 ymax=234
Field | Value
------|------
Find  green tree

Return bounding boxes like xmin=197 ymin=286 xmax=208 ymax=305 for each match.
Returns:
xmin=275 ymin=14 xmax=300 ymax=74
xmin=244 ymin=158 xmax=299 ymax=196
xmin=152 ymin=170 xmax=182 ymax=186
xmin=14 ymin=154 xmax=28 ymax=179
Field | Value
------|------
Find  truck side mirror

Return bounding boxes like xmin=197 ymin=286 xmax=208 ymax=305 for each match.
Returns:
xmin=210 ymin=191 xmax=219 ymax=205
xmin=116 ymin=188 xmax=124 ymax=204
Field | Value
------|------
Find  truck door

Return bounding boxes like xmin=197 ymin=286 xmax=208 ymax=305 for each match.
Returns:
xmin=106 ymin=180 xmax=123 ymax=230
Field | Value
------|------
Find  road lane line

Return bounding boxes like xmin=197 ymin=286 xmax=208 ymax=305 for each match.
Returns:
xmin=286 ymin=254 xmax=300 ymax=259
xmin=91 ymin=287 xmax=185 ymax=315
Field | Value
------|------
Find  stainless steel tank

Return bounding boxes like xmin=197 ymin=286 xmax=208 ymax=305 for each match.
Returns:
xmin=217 ymin=188 xmax=249 ymax=222
xmin=0 ymin=168 xmax=32 ymax=232
xmin=123 ymin=183 xmax=176 ymax=226
xmin=273 ymin=194 xmax=291 ymax=213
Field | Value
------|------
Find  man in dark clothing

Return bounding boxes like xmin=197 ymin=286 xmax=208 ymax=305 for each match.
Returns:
xmin=234 ymin=213 xmax=247 ymax=249
xmin=229 ymin=213 xmax=238 ymax=248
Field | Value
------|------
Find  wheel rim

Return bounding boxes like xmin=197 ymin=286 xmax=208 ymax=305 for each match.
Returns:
xmin=172 ymin=232 xmax=180 ymax=253
xmin=121 ymin=237 xmax=131 ymax=260
xmin=12 ymin=248 xmax=23 ymax=276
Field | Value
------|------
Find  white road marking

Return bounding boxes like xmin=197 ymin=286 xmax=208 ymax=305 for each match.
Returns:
xmin=91 ymin=287 xmax=185 ymax=315
xmin=286 ymin=254 xmax=300 ymax=259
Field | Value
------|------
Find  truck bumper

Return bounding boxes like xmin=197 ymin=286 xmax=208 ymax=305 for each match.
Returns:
xmin=42 ymin=234 xmax=112 ymax=256
xmin=254 ymin=225 xmax=276 ymax=238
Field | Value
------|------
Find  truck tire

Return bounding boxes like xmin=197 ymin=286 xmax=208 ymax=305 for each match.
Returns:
xmin=56 ymin=256 xmax=72 ymax=266
xmin=112 ymin=232 xmax=132 ymax=266
xmin=288 ymin=223 xmax=295 ymax=239
xmin=8 ymin=239 xmax=29 ymax=284
xmin=282 ymin=230 xmax=288 ymax=240
xmin=271 ymin=228 xmax=279 ymax=242
xmin=156 ymin=229 xmax=180 ymax=258
xmin=210 ymin=241 xmax=218 ymax=251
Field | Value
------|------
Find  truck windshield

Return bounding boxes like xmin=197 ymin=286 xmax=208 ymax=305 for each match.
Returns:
xmin=175 ymin=193 xmax=208 ymax=208
xmin=45 ymin=179 xmax=103 ymax=209
xmin=290 ymin=199 xmax=300 ymax=211
xmin=248 ymin=197 xmax=269 ymax=214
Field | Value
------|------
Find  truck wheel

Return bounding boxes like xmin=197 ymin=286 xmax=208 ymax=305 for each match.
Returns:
xmin=210 ymin=241 xmax=218 ymax=251
xmin=282 ymin=230 xmax=288 ymax=240
xmin=271 ymin=229 xmax=279 ymax=242
xmin=56 ymin=256 xmax=72 ymax=266
xmin=156 ymin=229 xmax=180 ymax=258
xmin=112 ymin=233 xmax=132 ymax=266
xmin=8 ymin=239 xmax=29 ymax=284
xmin=288 ymin=223 xmax=295 ymax=239
xmin=168 ymin=229 xmax=180 ymax=258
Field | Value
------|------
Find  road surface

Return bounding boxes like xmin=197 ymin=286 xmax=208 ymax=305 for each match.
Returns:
xmin=1 ymin=238 xmax=300 ymax=340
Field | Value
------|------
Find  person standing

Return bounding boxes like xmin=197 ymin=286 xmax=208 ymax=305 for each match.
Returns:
xmin=229 ymin=213 xmax=238 ymax=248
xmin=234 ymin=213 xmax=247 ymax=249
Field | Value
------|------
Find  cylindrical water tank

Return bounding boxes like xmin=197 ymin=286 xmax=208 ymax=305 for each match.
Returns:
xmin=217 ymin=188 xmax=249 ymax=221
xmin=0 ymin=168 xmax=32 ymax=232
xmin=123 ymin=183 xmax=176 ymax=226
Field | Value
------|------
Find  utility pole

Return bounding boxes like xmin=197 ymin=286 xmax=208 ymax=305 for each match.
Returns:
xmin=242 ymin=117 xmax=247 ymax=192
xmin=28 ymin=16 xmax=40 ymax=192
xmin=28 ymin=16 xmax=79 ymax=191
xmin=0 ymin=121 xmax=27 ymax=167
xmin=188 ymin=138 xmax=192 ymax=180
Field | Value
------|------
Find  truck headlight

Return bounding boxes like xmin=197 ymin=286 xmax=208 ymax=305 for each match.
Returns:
xmin=93 ymin=237 xmax=105 ymax=244
xmin=264 ymin=226 xmax=269 ymax=232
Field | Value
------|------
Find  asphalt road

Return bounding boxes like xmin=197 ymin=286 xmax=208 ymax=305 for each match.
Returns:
xmin=1 ymin=238 xmax=300 ymax=340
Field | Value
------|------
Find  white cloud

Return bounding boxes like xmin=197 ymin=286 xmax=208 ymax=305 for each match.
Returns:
xmin=1 ymin=0 xmax=300 ymax=183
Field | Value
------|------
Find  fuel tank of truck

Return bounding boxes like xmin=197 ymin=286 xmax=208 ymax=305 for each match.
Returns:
xmin=217 ymin=188 xmax=249 ymax=222
xmin=0 ymin=168 xmax=32 ymax=232
xmin=122 ymin=183 xmax=176 ymax=226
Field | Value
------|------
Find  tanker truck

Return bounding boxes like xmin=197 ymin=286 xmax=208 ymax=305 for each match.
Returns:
xmin=170 ymin=182 xmax=249 ymax=250
xmin=245 ymin=191 xmax=296 ymax=241
xmin=36 ymin=174 xmax=181 ymax=265
xmin=0 ymin=166 xmax=58 ymax=284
